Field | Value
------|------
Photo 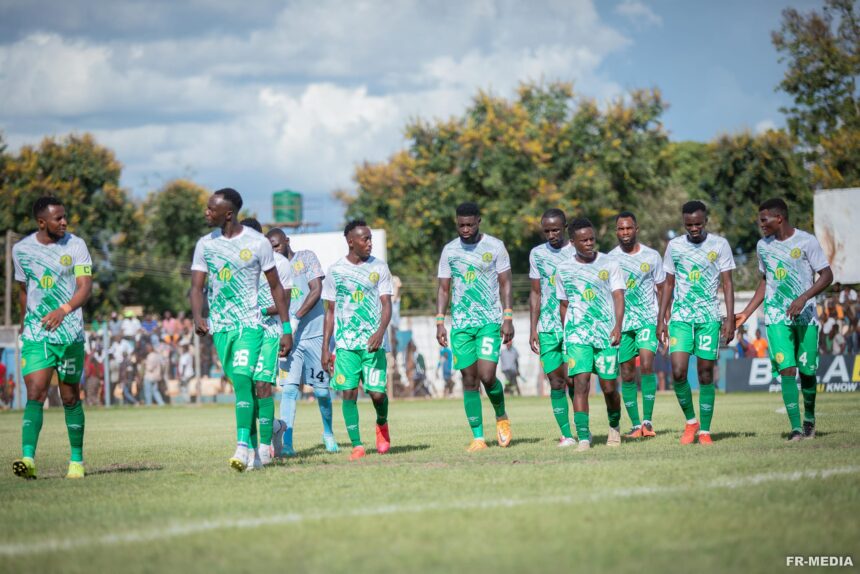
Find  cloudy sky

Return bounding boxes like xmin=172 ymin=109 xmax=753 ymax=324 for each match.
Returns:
xmin=0 ymin=0 xmax=813 ymax=229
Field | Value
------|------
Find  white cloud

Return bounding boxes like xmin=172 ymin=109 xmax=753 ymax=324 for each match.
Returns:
xmin=0 ymin=0 xmax=631 ymax=226
xmin=755 ymin=119 xmax=777 ymax=134
xmin=615 ymin=0 xmax=662 ymax=27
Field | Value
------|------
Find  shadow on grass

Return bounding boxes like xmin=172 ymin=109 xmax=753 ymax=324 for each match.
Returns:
xmin=779 ymin=431 xmax=832 ymax=440
xmin=385 ymin=444 xmax=431 ymax=454
xmin=41 ymin=462 xmax=164 ymax=479
xmin=512 ymin=437 xmax=543 ymax=445
xmin=707 ymin=432 xmax=757 ymax=441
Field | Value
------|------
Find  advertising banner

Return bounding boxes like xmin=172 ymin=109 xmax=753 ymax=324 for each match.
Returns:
xmin=725 ymin=355 xmax=860 ymax=393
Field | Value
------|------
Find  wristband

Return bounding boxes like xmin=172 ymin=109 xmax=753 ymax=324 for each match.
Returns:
xmin=60 ymin=303 xmax=73 ymax=314
xmin=282 ymin=322 xmax=292 ymax=335
xmin=503 ymin=308 xmax=513 ymax=320
xmin=435 ymin=314 xmax=445 ymax=324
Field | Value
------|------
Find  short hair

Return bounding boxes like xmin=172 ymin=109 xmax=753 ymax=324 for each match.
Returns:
xmin=682 ymin=200 xmax=707 ymax=215
xmin=568 ymin=217 xmax=593 ymax=236
xmin=32 ymin=196 xmax=63 ymax=219
xmin=344 ymin=219 xmax=368 ymax=237
xmin=213 ymin=187 xmax=243 ymax=212
xmin=541 ymin=208 xmax=567 ymax=224
xmin=456 ymin=202 xmax=480 ymax=218
xmin=240 ymin=218 xmax=263 ymax=233
xmin=759 ymin=197 xmax=789 ymax=219
xmin=615 ymin=210 xmax=637 ymax=223
xmin=266 ymin=228 xmax=286 ymax=241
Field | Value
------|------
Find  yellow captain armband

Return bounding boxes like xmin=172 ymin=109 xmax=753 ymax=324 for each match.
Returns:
xmin=74 ymin=265 xmax=92 ymax=277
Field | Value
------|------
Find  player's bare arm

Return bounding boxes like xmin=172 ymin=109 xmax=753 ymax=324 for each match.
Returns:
xmin=436 ymin=277 xmax=451 ymax=347
xmin=529 ymin=277 xmax=541 ymax=354
xmin=720 ymin=269 xmax=735 ymax=345
xmin=498 ymin=269 xmax=514 ymax=344
xmin=190 ymin=270 xmax=209 ymax=336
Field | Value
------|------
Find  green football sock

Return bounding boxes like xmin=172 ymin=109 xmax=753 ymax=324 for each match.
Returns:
xmin=621 ymin=381 xmax=641 ymax=427
xmin=63 ymin=400 xmax=85 ymax=462
xmin=342 ymin=399 xmax=362 ymax=446
xmin=800 ymin=374 xmax=817 ymax=423
xmin=641 ymin=373 xmax=657 ymax=422
xmin=22 ymin=400 xmax=44 ymax=459
xmin=550 ymin=388 xmax=573 ymax=438
xmin=233 ymin=373 xmax=254 ymax=445
xmin=374 ymin=394 xmax=389 ymax=426
xmin=573 ymin=411 xmax=590 ymax=442
xmin=781 ymin=375 xmax=802 ymax=431
xmin=673 ymin=380 xmax=696 ymax=421
xmin=463 ymin=390 xmax=484 ymax=439
xmin=699 ymin=384 xmax=715 ymax=432
xmin=487 ymin=379 xmax=507 ymax=418
xmin=258 ymin=396 xmax=274 ymax=445
xmin=608 ymin=408 xmax=621 ymax=429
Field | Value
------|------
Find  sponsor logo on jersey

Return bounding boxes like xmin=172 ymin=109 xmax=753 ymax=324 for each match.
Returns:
xmin=464 ymin=267 xmax=477 ymax=283
xmin=640 ymin=262 xmax=650 ymax=273
xmin=598 ymin=270 xmax=609 ymax=281
xmin=291 ymin=287 xmax=302 ymax=299
xmin=39 ymin=274 xmax=55 ymax=289
xmin=60 ymin=254 xmax=73 ymax=267
xmin=688 ymin=268 xmax=702 ymax=282
xmin=482 ymin=252 xmax=493 ymax=263
xmin=775 ymin=267 xmax=788 ymax=281
xmin=351 ymin=289 xmax=365 ymax=303
xmin=790 ymin=248 xmax=802 ymax=259
xmin=707 ymin=251 xmax=718 ymax=262
xmin=582 ymin=288 xmax=596 ymax=301
xmin=626 ymin=278 xmax=636 ymax=289
xmin=369 ymin=271 xmax=380 ymax=284
xmin=549 ymin=275 xmax=555 ymax=286
xmin=239 ymin=249 xmax=252 ymax=261
xmin=218 ymin=266 xmax=232 ymax=281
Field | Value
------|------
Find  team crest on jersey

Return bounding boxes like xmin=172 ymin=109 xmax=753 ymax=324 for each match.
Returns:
xmin=59 ymin=254 xmax=73 ymax=267
xmin=336 ymin=374 xmax=345 ymax=385
xmin=775 ymin=352 xmax=785 ymax=364
xmin=598 ymin=270 xmax=609 ymax=281
xmin=218 ymin=266 xmax=233 ymax=281
xmin=482 ymin=252 xmax=493 ymax=263
xmin=640 ymin=262 xmax=650 ymax=273
xmin=369 ymin=271 xmax=380 ymax=284
xmin=293 ymin=260 xmax=305 ymax=272
xmin=239 ymin=249 xmax=252 ymax=261
xmin=790 ymin=248 xmax=802 ymax=259
xmin=568 ymin=358 xmax=576 ymax=369
xmin=39 ymin=274 xmax=55 ymax=289
xmin=670 ymin=337 xmax=678 ymax=346
xmin=21 ymin=358 xmax=26 ymax=368
xmin=707 ymin=251 xmax=718 ymax=263
xmin=351 ymin=289 xmax=365 ymax=303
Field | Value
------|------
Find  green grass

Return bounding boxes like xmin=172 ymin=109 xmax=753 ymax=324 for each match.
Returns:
xmin=1 ymin=392 xmax=859 ymax=574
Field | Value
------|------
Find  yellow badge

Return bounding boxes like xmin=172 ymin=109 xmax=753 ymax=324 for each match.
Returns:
xmin=218 ymin=267 xmax=232 ymax=281
xmin=549 ymin=275 xmax=556 ymax=286
xmin=707 ymin=251 xmax=718 ymax=263
xmin=482 ymin=252 xmax=493 ymax=263
xmin=369 ymin=271 xmax=380 ymax=284
xmin=293 ymin=260 xmax=305 ymax=272
xmin=626 ymin=278 xmax=636 ymax=289
xmin=598 ymin=270 xmax=609 ymax=281
xmin=775 ymin=267 xmax=788 ymax=281
xmin=351 ymin=290 xmax=365 ymax=303
xmin=239 ymin=249 xmax=252 ymax=261
xmin=59 ymin=254 xmax=73 ymax=267
xmin=775 ymin=352 xmax=785 ymax=364
xmin=40 ymin=275 xmax=55 ymax=289
xmin=670 ymin=337 xmax=678 ymax=346
xmin=291 ymin=287 xmax=302 ymax=299
xmin=583 ymin=288 xmax=596 ymax=301
xmin=790 ymin=248 xmax=802 ymax=259
xmin=464 ymin=269 xmax=477 ymax=283
xmin=568 ymin=358 xmax=576 ymax=369
xmin=21 ymin=358 xmax=26 ymax=368
xmin=688 ymin=269 xmax=702 ymax=282
xmin=336 ymin=374 xmax=345 ymax=385
xmin=640 ymin=262 xmax=650 ymax=273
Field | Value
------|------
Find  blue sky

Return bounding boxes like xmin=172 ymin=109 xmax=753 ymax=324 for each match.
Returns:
xmin=0 ymin=0 xmax=816 ymax=230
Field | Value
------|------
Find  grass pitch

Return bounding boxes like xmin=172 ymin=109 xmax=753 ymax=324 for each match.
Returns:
xmin=1 ymin=392 xmax=858 ymax=574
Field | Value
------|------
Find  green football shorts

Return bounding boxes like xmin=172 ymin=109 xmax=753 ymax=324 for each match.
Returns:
xmin=669 ymin=321 xmax=721 ymax=361
xmin=619 ymin=324 xmax=658 ymax=364
xmin=451 ymin=323 xmax=501 ymax=370
xmin=566 ymin=343 xmax=619 ymax=380
xmin=538 ymin=331 xmax=565 ymax=374
xmin=213 ymin=328 xmax=264 ymax=380
xmin=766 ymin=323 xmax=819 ymax=376
xmin=254 ymin=335 xmax=280 ymax=384
xmin=332 ymin=348 xmax=387 ymax=393
xmin=21 ymin=340 xmax=85 ymax=383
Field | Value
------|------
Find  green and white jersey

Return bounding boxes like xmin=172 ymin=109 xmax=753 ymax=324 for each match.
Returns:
xmin=757 ymin=229 xmax=829 ymax=326
xmin=191 ymin=226 xmax=275 ymax=333
xmin=529 ymin=242 xmax=575 ymax=333
xmin=13 ymin=232 xmax=92 ymax=344
xmin=555 ymin=253 xmax=625 ymax=349
xmin=438 ymin=234 xmax=511 ymax=330
xmin=663 ymin=233 xmax=735 ymax=323
xmin=322 ymin=256 xmax=393 ymax=351
xmin=257 ymin=252 xmax=292 ymax=337
xmin=608 ymin=244 xmax=665 ymax=331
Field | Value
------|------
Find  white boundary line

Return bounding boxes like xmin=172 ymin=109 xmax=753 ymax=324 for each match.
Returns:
xmin=1 ymin=466 xmax=857 ymax=557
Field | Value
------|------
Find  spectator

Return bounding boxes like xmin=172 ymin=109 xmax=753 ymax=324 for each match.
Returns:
xmin=838 ymin=285 xmax=858 ymax=305
xmin=499 ymin=341 xmax=521 ymax=396
xmin=833 ymin=327 xmax=847 ymax=356
xmin=736 ymin=327 xmax=752 ymax=358
xmin=655 ymin=342 xmax=671 ymax=391
xmin=438 ymin=346 xmax=455 ymax=397
xmin=108 ymin=311 xmax=122 ymax=337
xmin=121 ymin=311 xmax=141 ymax=342
xmin=179 ymin=344 xmax=195 ymax=402
xmin=119 ymin=352 xmax=138 ymax=405
xmin=90 ymin=314 xmax=105 ymax=335
xmin=752 ymin=329 xmax=769 ymax=359
xmin=162 ymin=310 xmax=179 ymax=344
xmin=84 ymin=351 xmax=103 ymax=406
xmin=143 ymin=343 xmax=166 ymax=406
xmin=141 ymin=313 xmax=158 ymax=335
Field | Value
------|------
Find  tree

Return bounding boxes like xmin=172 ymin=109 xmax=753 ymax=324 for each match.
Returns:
xmin=773 ymin=0 xmax=860 ymax=187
